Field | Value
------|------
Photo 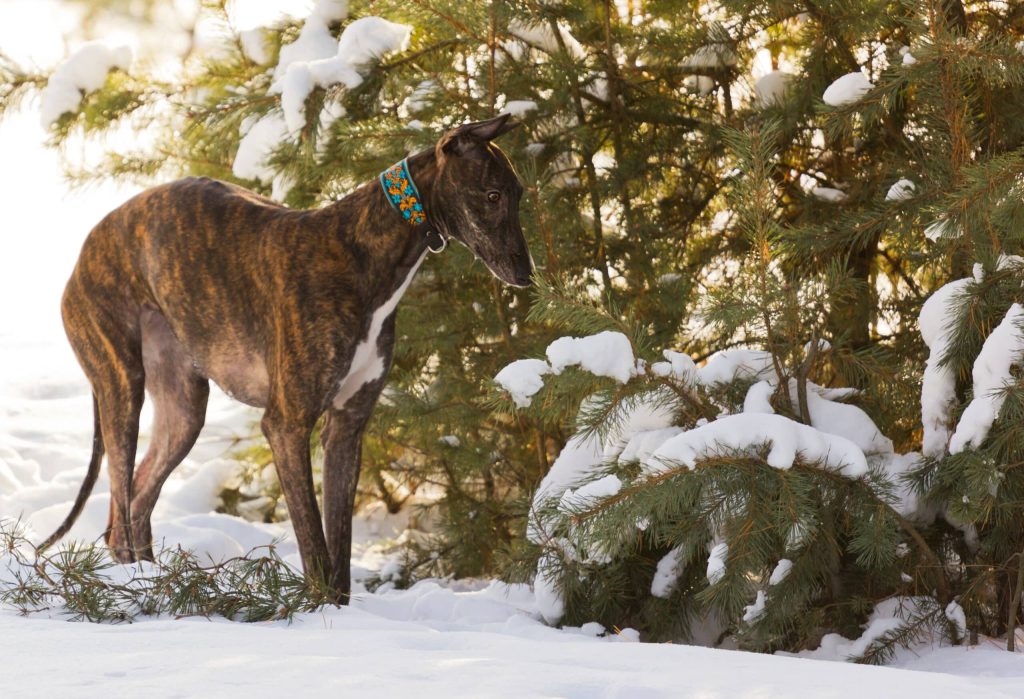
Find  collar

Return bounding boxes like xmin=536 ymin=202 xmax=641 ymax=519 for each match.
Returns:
xmin=379 ymin=158 xmax=446 ymax=253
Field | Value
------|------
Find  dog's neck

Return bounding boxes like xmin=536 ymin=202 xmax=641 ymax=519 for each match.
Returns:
xmin=317 ymin=149 xmax=443 ymax=296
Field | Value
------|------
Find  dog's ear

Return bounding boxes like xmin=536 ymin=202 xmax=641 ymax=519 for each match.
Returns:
xmin=439 ymin=114 xmax=520 ymax=157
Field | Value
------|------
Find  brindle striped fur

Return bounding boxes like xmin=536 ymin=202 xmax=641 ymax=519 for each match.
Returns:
xmin=45 ymin=115 xmax=530 ymax=601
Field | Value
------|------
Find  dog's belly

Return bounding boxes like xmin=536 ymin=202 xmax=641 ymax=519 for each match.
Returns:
xmin=205 ymin=351 xmax=270 ymax=407
xmin=140 ymin=308 xmax=269 ymax=407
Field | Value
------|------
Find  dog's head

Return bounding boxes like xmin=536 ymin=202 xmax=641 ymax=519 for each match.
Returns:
xmin=431 ymin=114 xmax=533 ymax=287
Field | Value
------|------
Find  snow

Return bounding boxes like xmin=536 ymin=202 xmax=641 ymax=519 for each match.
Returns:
xmin=653 ymin=349 xmax=698 ymax=383
xmin=277 ymin=64 xmax=317 ymax=133
xmin=494 ymin=358 xmax=552 ymax=408
xmin=822 ymin=72 xmax=874 ymax=107
xmin=232 ymin=112 xmax=293 ymax=198
xmin=949 ymin=304 xmax=1024 ymax=454
xmin=527 ymin=433 xmax=603 ymax=544
xmin=310 ymin=0 xmax=349 ymax=23
xmin=643 ymin=413 xmax=869 ymax=478
xmin=797 ymin=597 xmax=986 ymax=665
xmin=711 ymin=209 xmax=732 ymax=232
xmin=754 ymin=70 xmax=791 ymax=107
xmin=790 ymin=380 xmax=894 ymax=455
xmin=546 ymin=331 xmax=636 ymax=383
xmin=332 ymin=16 xmax=410 ymax=70
xmin=239 ymin=28 xmax=271 ymax=65
xmin=743 ymin=380 xmax=775 ymax=414
xmin=903 ymin=52 xmax=918 ymax=66
xmin=925 ymin=219 xmax=960 ymax=241
xmin=508 ymin=19 xmax=586 ymax=59
xmin=684 ymin=75 xmax=716 ymax=95
xmin=886 ymin=178 xmax=916 ymax=201
xmin=403 ymin=79 xmax=436 ymax=113
xmin=272 ymin=17 xmax=411 ymax=133
xmin=39 ymin=41 xmax=133 ymax=127
xmin=558 ymin=474 xmax=622 ymax=513
xmin=651 ymin=546 xmax=685 ymax=598
xmin=945 ymin=601 xmax=967 ymax=640
xmin=504 ymin=99 xmax=538 ymax=117
xmin=919 ymin=278 xmax=971 ymax=457
xmin=600 ymin=396 xmax=677 ymax=460
xmin=800 ymin=613 xmax=904 ymax=661
xmin=743 ymin=589 xmax=766 ymax=622
xmin=795 ymin=598 xmax=991 ymax=670
xmin=811 ymin=186 xmax=848 ymax=202
xmin=273 ymin=6 xmax=340 ymax=80
xmin=804 ymin=338 xmax=832 ymax=355
xmin=681 ymin=44 xmax=737 ymax=71
xmin=533 ymin=553 xmax=564 ymax=623
xmin=769 ymin=558 xmax=793 ymax=585
xmin=697 ymin=349 xmax=775 ymax=385
xmin=875 ymin=451 xmax=935 ymax=521
xmin=706 ymin=541 xmax=728 ymax=584
xmin=6 ymin=609 xmax=1009 ymax=699
xmin=618 ymin=426 xmax=684 ymax=464
xmin=317 ymin=99 xmax=346 ymax=136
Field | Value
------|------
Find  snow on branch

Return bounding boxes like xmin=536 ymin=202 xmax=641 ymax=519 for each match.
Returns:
xmin=642 ymin=413 xmax=868 ymax=478
xmin=39 ymin=42 xmax=132 ymax=128
xmin=229 ymin=3 xmax=410 ymax=199
xmin=948 ymin=303 xmax=1024 ymax=454
xmin=919 ymin=278 xmax=972 ymax=458
xmin=546 ymin=331 xmax=636 ymax=384
xmin=822 ymin=72 xmax=874 ymax=107
xmin=271 ymin=16 xmax=411 ymax=133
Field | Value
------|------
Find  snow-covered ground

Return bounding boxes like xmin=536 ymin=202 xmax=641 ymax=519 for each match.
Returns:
xmin=3 ymin=604 xmax=1022 ymax=698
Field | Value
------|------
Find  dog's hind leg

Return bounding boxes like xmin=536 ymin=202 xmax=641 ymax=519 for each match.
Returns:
xmin=131 ymin=308 xmax=210 ymax=560
xmin=62 ymin=277 xmax=145 ymax=563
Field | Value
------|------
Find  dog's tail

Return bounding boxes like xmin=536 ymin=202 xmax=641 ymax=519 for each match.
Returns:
xmin=38 ymin=394 xmax=104 ymax=552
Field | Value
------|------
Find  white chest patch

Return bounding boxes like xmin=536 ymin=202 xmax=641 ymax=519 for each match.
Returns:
xmin=333 ymin=251 xmax=427 ymax=409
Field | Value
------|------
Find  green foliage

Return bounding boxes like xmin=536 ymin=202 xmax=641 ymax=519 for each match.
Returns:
xmin=0 ymin=521 xmax=327 ymax=622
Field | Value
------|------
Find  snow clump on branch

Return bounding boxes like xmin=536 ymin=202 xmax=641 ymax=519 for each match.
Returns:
xmin=948 ymin=303 xmax=1024 ymax=454
xmin=39 ymin=42 xmax=132 ymax=128
xmin=919 ymin=277 xmax=972 ymax=457
xmin=271 ymin=16 xmax=411 ymax=133
xmin=822 ymin=72 xmax=874 ymax=107
xmin=230 ymin=4 xmax=410 ymax=199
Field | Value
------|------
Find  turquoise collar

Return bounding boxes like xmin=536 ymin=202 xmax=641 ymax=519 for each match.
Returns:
xmin=380 ymin=158 xmax=427 ymax=226
xmin=379 ymin=158 xmax=445 ymax=252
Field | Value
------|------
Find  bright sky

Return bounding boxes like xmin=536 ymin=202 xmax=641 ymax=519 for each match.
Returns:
xmin=0 ymin=1 xmax=143 ymax=401
xmin=0 ymin=2 xmax=134 ymax=343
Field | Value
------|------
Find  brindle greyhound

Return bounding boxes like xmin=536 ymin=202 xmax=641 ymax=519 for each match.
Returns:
xmin=42 ymin=114 xmax=530 ymax=601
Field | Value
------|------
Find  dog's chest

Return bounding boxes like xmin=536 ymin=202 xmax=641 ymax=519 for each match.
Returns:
xmin=332 ymin=252 xmax=426 ymax=409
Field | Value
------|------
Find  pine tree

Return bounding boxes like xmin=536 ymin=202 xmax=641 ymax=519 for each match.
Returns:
xmin=488 ymin=0 xmax=1024 ymax=654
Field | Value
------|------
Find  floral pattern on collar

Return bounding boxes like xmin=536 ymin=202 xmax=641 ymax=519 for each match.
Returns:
xmin=379 ymin=158 xmax=427 ymax=226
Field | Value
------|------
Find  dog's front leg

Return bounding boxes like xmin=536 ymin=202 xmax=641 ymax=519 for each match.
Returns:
xmin=261 ymin=409 xmax=331 ymax=593
xmin=321 ymin=405 xmax=373 ymax=604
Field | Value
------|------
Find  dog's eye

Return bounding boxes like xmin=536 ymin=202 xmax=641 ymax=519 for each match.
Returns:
xmin=486 ymin=190 xmax=500 ymax=203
